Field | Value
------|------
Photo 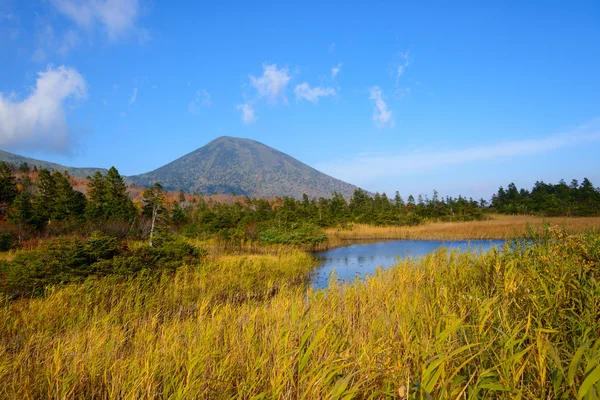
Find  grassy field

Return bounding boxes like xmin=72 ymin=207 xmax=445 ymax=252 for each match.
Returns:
xmin=1 ymin=224 xmax=599 ymax=399
xmin=326 ymin=214 xmax=600 ymax=243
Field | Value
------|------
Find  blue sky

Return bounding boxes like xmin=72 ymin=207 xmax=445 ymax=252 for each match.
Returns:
xmin=1 ymin=0 xmax=599 ymax=199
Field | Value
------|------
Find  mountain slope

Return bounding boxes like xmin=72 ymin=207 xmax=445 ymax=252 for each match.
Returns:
xmin=0 ymin=150 xmax=108 ymax=178
xmin=129 ymin=137 xmax=359 ymax=198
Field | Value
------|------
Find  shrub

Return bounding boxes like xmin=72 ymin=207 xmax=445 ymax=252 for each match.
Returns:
xmin=259 ymin=222 xmax=327 ymax=246
xmin=0 ymin=233 xmax=206 ymax=298
xmin=0 ymin=232 xmax=14 ymax=251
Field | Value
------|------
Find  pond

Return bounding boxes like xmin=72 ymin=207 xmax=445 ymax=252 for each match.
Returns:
xmin=311 ymin=239 xmax=506 ymax=289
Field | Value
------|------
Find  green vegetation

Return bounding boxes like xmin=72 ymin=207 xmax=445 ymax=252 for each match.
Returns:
xmin=0 ymin=232 xmax=205 ymax=298
xmin=258 ymin=222 xmax=327 ymax=245
xmin=492 ymin=179 xmax=600 ymax=216
xmin=0 ymin=159 xmax=598 ymax=252
xmin=0 ymin=227 xmax=599 ymax=398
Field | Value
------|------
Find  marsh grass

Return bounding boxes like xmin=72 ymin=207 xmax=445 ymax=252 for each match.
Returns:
xmin=0 ymin=226 xmax=599 ymax=398
xmin=326 ymin=214 xmax=600 ymax=244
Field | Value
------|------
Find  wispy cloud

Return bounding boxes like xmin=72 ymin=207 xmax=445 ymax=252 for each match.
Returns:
xmin=249 ymin=64 xmax=291 ymax=103
xmin=328 ymin=42 xmax=336 ymax=53
xmin=0 ymin=66 xmax=87 ymax=153
xmin=331 ymin=63 xmax=342 ymax=78
xmin=369 ymin=86 xmax=393 ymax=128
xmin=394 ymin=51 xmax=410 ymax=86
xmin=236 ymin=103 xmax=257 ymax=125
xmin=294 ymin=83 xmax=335 ymax=103
xmin=31 ymin=48 xmax=46 ymax=63
xmin=315 ymin=121 xmax=600 ymax=183
xmin=49 ymin=0 xmax=144 ymax=40
xmin=188 ymin=89 xmax=211 ymax=114
xmin=30 ymin=16 xmax=81 ymax=62
xmin=58 ymin=29 xmax=81 ymax=55
xmin=129 ymin=87 xmax=137 ymax=105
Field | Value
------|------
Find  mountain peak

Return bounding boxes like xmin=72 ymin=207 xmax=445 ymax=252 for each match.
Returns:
xmin=0 ymin=138 xmax=359 ymax=199
xmin=129 ymin=137 xmax=358 ymax=198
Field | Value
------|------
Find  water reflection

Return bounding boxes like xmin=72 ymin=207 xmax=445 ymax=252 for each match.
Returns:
xmin=311 ymin=239 xmax=505 ymax=289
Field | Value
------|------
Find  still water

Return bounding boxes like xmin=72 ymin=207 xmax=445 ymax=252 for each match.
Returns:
xmin=311 ymin=239 xmax=506 ymax=289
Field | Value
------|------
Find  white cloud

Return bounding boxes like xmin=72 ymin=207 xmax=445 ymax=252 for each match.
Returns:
xmin=331 ymin=63 xmax=341 ymax=78
xmin=315 ymin=123 xmax=600 ymax=183
xmin=249 ymin=64 xmax=291 ymax=103
xmin=113 ymin=83 xmax=119 ymax=90
xmin=369 ymin=86 xmax=393 ymax=128
xmin=188 ymin=89 xmax=211 ymax=114
xmin=237 ymin=103 xmax=257 ymax=125
xmin=394 ymin=51 xmax=410 ymax=87
xmin=329 ymin=43 xmax=336 ymax=53
xmin=129 ymin=87 xmax=137 ymax=105
xmin=294 ymin=82 xmax=336 ymax=103
xmin=0 ymin=66 xmax=87 ymax=153
xmin=49 ymin=0 xmax=142 ymax=40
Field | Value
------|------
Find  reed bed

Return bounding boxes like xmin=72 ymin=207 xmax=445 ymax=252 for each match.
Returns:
xmin=326 ymin=215 xmax=600 ymax=244
xmin=0 ymin=226 xmax=599 ymax=398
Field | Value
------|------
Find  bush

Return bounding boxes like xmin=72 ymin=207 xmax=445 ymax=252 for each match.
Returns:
xmin=0 ymin=232 xmax=14 ymax=251
xmin=0 ymin=224 xmax=20 ymax=251
xmin=0 ymin=233 xmax=206 ymax=298
xmin=259 ymin=222 xmax=327 ymax=246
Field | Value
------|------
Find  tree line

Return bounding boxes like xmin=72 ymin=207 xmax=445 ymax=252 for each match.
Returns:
xmin=491 ymin=179 xmax=600 ymax=216
xmin=0 ymin=161 xmax=598 ymax=249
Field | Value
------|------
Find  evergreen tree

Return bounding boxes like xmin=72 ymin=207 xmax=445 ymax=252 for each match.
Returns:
xmin=171 ymin=201 xmax=187 ymax=224
xmin=51 ymin=172 xmax=86 ymax=220
xmin=33 ymin=169 xmax=56 ymax=224
xmin=18 ymin=162 xmax=30 ymax=174
xmin=86 ymin=167 xmax=136 ymax=221
xmin=394 ymin=191 xmax=405 ymax=208
xmin=8 ymin=191 xmax=34 ymax=240
xmin=0 ymin=162 xmax=18 ymax=217
xmin=86 ymin=172 xmax=108 ymax=219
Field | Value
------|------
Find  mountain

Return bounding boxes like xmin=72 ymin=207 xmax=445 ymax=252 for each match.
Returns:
xmin=0 ymin=149 xmax=108 ymax=178
xmin=129 ymin=136 xmax=359 ymax=198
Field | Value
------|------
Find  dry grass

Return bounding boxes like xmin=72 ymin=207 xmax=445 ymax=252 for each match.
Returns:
xmin=325 ymin=214 xmax=600 ymax=244
xmin=0 ymin=227 xmax=599 ymax=398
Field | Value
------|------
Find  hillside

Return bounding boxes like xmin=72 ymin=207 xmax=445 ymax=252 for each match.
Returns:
xmin=0 ymin=150 xmax=107 ymax=178
xmin=129 ymin=136 xmax=359 ymax=198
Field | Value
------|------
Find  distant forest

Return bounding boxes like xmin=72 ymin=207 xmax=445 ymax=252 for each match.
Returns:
xmin=0 ymin=161 xmax=598 ymax=248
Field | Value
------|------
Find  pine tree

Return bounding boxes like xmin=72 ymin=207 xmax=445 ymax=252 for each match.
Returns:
xmin=18 ymin=162 xmax=30 ymax=174
xmin=394 ymin=191 xmax=405 ymax=208
xmin=0 ymin=162 xmax=17 ymax=217
xmin=86 ymin=167 xmax=136 ymax=221
xmin=51 ymin=172 xmax=86 ymax=220
xmin=86 ymin=172 xmax=108 ymax=219
xmin=33 ymin=169 xmax=56 ymax=224
xmin=105 ymin=167 xmax=136 ymax=220
xmin=171 ymin=201 xmax=186 ymax=224
xmin=8 ymin=191 xmax=34 ymax=240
